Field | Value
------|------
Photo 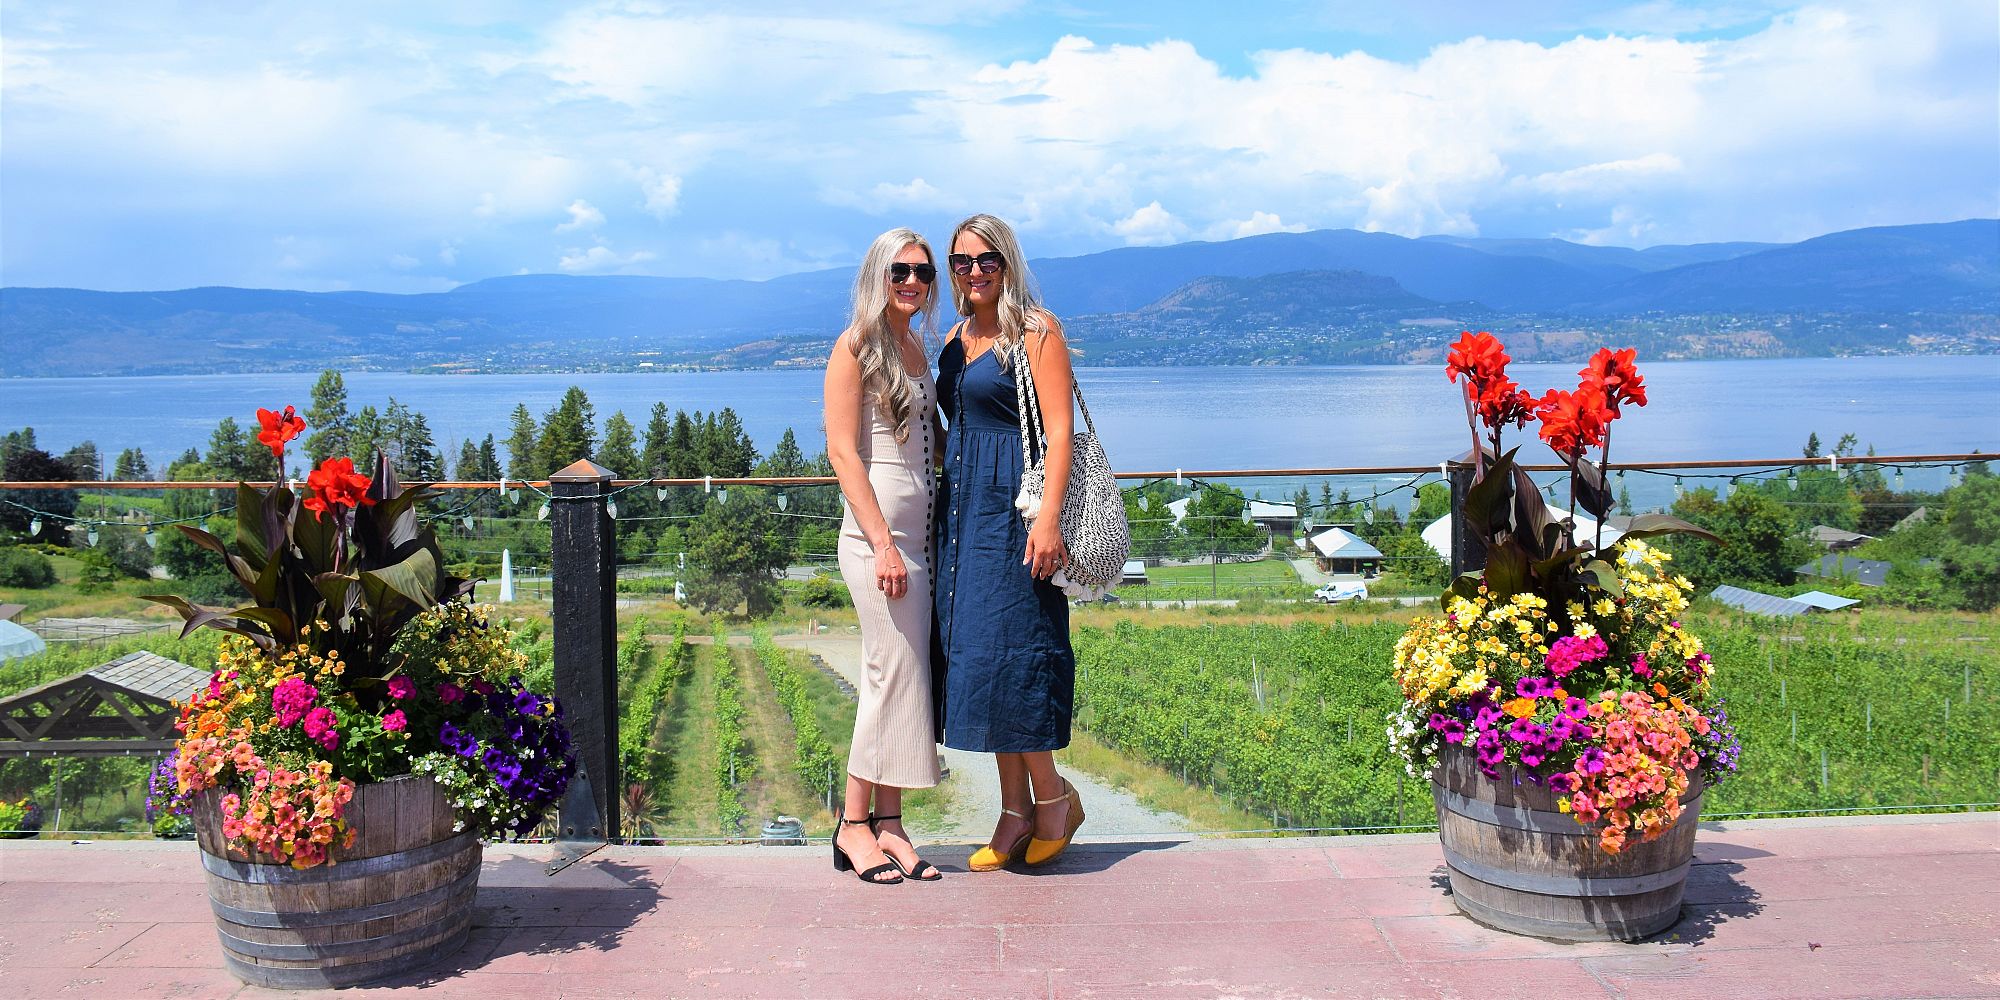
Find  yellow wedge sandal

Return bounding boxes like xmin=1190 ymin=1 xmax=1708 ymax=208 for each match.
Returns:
xmin=1023 ymin=779 xmax=1086 ymax=867
xmin=968 ymin=806 xmax=1033 ymax=872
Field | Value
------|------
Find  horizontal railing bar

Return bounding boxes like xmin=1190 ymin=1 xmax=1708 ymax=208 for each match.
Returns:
xmin=0 ymin=451 xmax=1989 ymax=491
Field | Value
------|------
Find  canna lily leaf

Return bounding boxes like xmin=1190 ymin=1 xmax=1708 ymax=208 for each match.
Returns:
xmin=1615 ymin=513 xmax=1722 ymax=546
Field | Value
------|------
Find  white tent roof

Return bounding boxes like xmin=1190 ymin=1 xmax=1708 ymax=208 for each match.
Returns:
xmin=1421 ymin=508 xmax=1626 ymax=560
xmin=1309 ymin=526 xmax=1384 ymax=560
xmin=0 ymin=620 xmax=47 ymax=662
xmin=1793 ymin=590 xmax=1861 ymax=611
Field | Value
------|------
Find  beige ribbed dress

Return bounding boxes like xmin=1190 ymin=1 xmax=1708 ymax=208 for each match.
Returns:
xmin=837 ymin=369 xmax=942 ymax=789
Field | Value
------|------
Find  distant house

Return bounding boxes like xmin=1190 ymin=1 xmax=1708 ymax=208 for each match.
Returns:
xmin=0 ymin=604 xmax=24 ymax=623
xmin=1245 ymin=500 xmax=1298 ymax=537
xmin=1806 ymin=525 xmax=1874 ymax=551
xmin=1891 ymin=507 xmax=1930 ymax=533
xmin=1308 ymin=526 xmax=1384 ymax=576
xmin=1795 ymin=554 xmax=1891 ymax=588
xmin=1120 ymin=560 xmax=1148 ymax=586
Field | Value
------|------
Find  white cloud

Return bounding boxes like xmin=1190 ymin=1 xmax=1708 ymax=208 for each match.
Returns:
xmin=554 ymin=199 xmax=605 ymax=233
xmin=438 ymin=239 xmax=459 ymax=266
xmin=823 ymin=177 xmax=955 ymax=215
xmin=387 ymin=253 xmax=420 ymax=270
xmin=1109 ymin=201 xmax=1188 ymax=246
xmin=632 ymin=168 xmax=682 ymax=218
xmin=556 ymin=242 xmax=656 ymax=273
xmin=1530 ymin=154 xmax=1686 ymax=195
xmin=1212 ymin=211 xmax=1309 ymax=240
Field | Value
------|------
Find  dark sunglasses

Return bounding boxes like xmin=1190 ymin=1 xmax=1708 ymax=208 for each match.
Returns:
xmin=888 ymin=262 xmax=936 ymax=284
xmin=947 ymin=251 xmax=1006 ymax=276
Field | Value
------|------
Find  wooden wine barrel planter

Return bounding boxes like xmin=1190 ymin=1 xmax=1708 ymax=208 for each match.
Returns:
xmin=1432 ymin=747 xmax=1703 ymax=942
xmin=192 ymin=774 xmax=481 ymax=989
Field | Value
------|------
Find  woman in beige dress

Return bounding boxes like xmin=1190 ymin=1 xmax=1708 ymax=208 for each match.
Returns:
xmin=823 ymin=227 xmax=945 ymax=885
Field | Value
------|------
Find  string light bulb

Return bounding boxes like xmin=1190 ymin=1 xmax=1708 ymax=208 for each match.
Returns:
xmin=1136 ymin=494 xmax=1148 ymax=512
xmin=717 ymin=488 xmax=728 ymax=504
xmin=1674 ymin=477 xmax=1684 ymax=499
xmin=87 ymin=527 xmax=99 ymax=546
xmin=1894 ymin=468 xmax=1905 ymax=490
xmin=29 ymin=517 xmax=42 ymax=536
xmin=1787 ymin=469 xmax=1799 ymax=491
xmin=462 ymin=514 xmax=475 ymax=532
xmin=537 ymin=503 xmax=550 ymax=521
xmin=776 ymin=491 xmax=788 ymax=512
xmin=1721 ymin=479 xmax=1734 ymax=499
xmin=656 ymin=487 xmax=670 ymax=501
xmin=606 ymin=500 xmax=618 ymax=520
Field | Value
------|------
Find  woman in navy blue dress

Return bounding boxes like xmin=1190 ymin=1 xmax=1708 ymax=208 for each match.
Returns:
xmin=933 ymin=213 xmax=1086 ymax=871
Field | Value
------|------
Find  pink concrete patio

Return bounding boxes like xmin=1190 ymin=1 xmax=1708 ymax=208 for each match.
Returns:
xmin=1 ymin=812 xmax=1994 ymax=999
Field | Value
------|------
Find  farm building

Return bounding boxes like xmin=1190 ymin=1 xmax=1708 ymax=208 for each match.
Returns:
xmin=1307 ymin=526 xmax=1383 ymax=576
xmin=1795 ymin=554 xmax=1891 ymax=588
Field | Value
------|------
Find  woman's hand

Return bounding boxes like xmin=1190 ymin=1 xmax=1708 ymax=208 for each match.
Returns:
xmin=875 ymin=539 xmax=910 ymax=599
xmin=1024 ymin=519 xmax=1069 ymax=580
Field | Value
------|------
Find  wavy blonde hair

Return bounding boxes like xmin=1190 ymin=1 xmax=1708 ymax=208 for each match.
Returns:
xmin=949 ymin=213 xmax=1048 ymax=368
xmin=845 ymin=228 xmax=938 ymax=443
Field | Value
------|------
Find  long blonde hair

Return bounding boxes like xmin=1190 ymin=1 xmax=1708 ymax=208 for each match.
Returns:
xmin=949 ymin=213 xmax=1047 ymax=368
xmin=845 ymin=228 xmax=938 ymax=443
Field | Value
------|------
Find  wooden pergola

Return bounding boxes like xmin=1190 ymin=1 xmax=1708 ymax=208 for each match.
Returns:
xmin=0 ymin=651 xmax=207 ymax=758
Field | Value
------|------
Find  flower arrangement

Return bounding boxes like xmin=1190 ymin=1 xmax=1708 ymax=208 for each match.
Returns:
xmin=148 ymin=406 xmax=572 ymax=867
xmin=0 ymin=797 xmax=39 ymax=838
xmin=146 ymin=750 xmax=195 ymax=838
xmin=1390 ymin=333 xmax=1741 ymax=854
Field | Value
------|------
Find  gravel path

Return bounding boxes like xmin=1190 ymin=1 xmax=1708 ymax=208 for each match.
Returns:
xmin=774 ymin=631 xmax=1193 ymax=840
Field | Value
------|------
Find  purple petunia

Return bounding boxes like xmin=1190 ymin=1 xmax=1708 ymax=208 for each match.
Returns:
xmin=1578 ymin=746 xmax=1608 ymax=775
xmin=1516 ymin=676 xmax=1557 ymax=699
xmin=1507 ymin=718 xmax=1542 ymax=743
xmin=1562 ymin=696 xmax=1591 ymax=718
xmin=1440 ymin=719 xmax=1466 ymax=744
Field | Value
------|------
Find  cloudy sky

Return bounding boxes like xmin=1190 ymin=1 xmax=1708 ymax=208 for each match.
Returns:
xmin=3 ymin=1 xmax=1994 ymax=292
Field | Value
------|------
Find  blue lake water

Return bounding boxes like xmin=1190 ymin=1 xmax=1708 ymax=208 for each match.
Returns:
xmin=3 ymin=356 xmax=1993 ymax=512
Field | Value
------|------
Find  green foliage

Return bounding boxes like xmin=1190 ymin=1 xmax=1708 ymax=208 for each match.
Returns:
xmin=1177 ymin=484 xmax=1264 ymax=559
xmin=206 ymin=416 xmax=263 ymax=482
xmin=0 ymin=546 xmax=56 ymax=588
xmin=1939 ymin=472 xmax=2000 ymax=610
xmin=504 ymin=404 xmax=539 ymax=479
xmin=74 ymin=549 xmax=121 ymax=593
xmin=304 ymin=370 xmax=352 ymax=466
xmin=753 ymin=629 xmax=840 ymax=802
xmin=111 ymin=448 xmax=152 ymax=481
xmin=1665 ymin=486 xmax=1812 ymax=589
xmin=683 ymin=489 xmax=786 ymax=617
xmin=1074 ymin=611 xmax=1998 ymax=830
xmin=598 ymin=411 xmax=640 ymax=477
xmin=711 ymin=623 xmax=749 ymax=832
xmin=795 ymin=573 xmax=850 ymax=609
xmin=0 ymin=444 xmax=78 ymax=542
xmin=617 ymin=617 xmax=691 ymax=788
xmin=537 ymin=386 xmax=597 ymax=475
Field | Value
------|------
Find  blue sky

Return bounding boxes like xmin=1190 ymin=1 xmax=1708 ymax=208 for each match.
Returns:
xmin=2 ymin=1 xmax=1994 ymax=292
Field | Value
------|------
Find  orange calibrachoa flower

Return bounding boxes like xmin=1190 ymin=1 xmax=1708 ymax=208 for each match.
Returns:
xmin=255 ymin=405 xmax=307 ymax=459
xmin=302 ymin=457 xmax=376 ymax=520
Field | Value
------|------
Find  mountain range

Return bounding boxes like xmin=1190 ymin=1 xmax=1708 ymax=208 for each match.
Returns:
xmin=2 ymin=219 xmax=1994 ymax=376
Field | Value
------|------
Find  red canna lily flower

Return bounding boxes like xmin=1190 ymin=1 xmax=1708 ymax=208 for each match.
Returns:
xmin=1536 ymin=388 xmax=1613 ymax=456
xmin=1445 ymin=331 xmax=1510 ymax=386
xmin=256 ymin=406 xmax=307 ymax=459
xmin=1475 ymin=377 xmax=1537 ymax=430
xmin=1581 ymin=348 xmax=1647 ymax=415
xmin=302 ymin=457 xmax=376 ymax=520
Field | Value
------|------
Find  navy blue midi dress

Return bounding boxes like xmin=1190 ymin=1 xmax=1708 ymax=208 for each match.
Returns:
xmin=932 ymin=336 xmax=1075 ymax=753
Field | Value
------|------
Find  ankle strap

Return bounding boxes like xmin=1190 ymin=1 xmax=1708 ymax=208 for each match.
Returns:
xmin=840 ymin=813 xmax=874 ymax=826
xmin=1001 ymin=807 xmax=1028 ymax=819
xmin=870 ymin=813 xmax=901 ymax=822
xmin=1034 ymin=780 xmax=1072 ymax=806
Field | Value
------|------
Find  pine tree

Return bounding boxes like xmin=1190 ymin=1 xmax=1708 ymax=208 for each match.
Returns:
xmin=455 ymin=440 xmax=484 ymax=480
xmin=756 ymin=427 xmax=807 ymax=477
xmin=206 ymin=418 xmax=256 ymax=481
xmin=395 ymin=405 xmax=443 ymax=482
xmin=598 ymin=412 xmax=640 ymax=476
xmin=112 ymin=448 xmax=151 ymax=481
xmin=536 ymin=387 xmax=596 ymax=475
xmin=60 ymin=441 xmax=103 ymax=480
xmin=304 ymin=370 xmax=352 ymax=466
xmin=641 ymin=402 xmax=675 ymax=477
xmin=0 ymin=428 xmax=37 ymax=468
xmin=477 ymin=435 xmax=501 ymax=480
xmin=711 ymin=407 xmax=757 ymax=475
xmin=504 ymin=405 xmax=539 ymax=479
xmin=348 ymin=406 xmax=384 ymax=468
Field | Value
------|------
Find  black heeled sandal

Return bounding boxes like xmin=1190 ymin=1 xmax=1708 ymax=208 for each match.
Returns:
xmin=871 ymin=813 xmax=942 ymax=881
xmin=833 ymin=814 xmax=903 ymax=885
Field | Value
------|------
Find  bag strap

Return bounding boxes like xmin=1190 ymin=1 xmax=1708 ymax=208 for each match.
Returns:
xmin=1012 ymin=327 xmax=1099 ymax=473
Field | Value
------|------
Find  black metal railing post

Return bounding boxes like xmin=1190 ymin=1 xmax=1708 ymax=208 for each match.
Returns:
xmin=550 ymin=458 xmax=619 ymax=848
xmin=1446 ymin=450 xmax=1487 ymax=579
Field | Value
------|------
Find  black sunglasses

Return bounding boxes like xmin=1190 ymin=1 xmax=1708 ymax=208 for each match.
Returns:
xmin=947 ymin=251 xmax=1006 ymax=276
xmin=888 ymin=262 xmax=936 ymax=284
